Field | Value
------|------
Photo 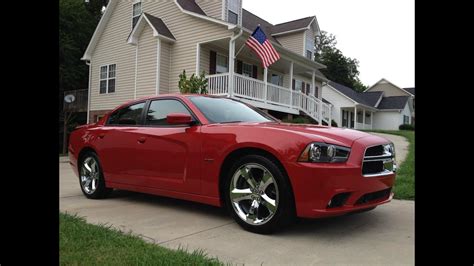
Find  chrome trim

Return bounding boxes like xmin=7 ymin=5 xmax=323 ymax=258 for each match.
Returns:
xmin=363 ymin=170 xmax=396 ymax=178
xmin=362 ymin=143 xmax=397 ymax=177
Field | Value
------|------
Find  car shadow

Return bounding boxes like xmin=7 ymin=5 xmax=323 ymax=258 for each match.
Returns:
xmin=107 ymin=189 xmax=384 ymax=237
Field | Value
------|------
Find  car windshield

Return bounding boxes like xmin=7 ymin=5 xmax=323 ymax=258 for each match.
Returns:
xmin=189 ymin=96 xmax=276 ymax=124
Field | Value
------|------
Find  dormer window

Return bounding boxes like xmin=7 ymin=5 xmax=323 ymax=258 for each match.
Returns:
xmin=226 ymin=0 xmax=241 ymax=25
xmin=132 ymin=0 xmax=142 ymax=28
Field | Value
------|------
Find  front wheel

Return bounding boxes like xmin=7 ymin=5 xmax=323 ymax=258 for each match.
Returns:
xmin=224 ymin=155 xmax=295 ymax=234
xmin=78 ymin=152 xmax=112 ymax=199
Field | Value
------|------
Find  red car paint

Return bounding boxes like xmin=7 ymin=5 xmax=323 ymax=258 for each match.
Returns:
xmin=69 ymin=94 xmax=395 ymax=218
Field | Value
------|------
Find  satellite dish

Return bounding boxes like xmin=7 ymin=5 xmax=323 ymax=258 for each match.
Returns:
xmin=64 ymin=94 xmax=76 ymax=103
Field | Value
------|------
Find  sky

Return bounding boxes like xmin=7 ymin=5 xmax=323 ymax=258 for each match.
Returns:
xmin=242 ymin=0 xmax=414 ymax=88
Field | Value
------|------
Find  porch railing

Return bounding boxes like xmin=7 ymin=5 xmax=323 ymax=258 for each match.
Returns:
xmin=207 ymin=73 xmax=332 ymax=125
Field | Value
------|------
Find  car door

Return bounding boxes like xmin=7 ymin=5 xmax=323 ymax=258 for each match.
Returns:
xmin=133 ymin=98 xmax=202 ymax=193
xmin=94 ymin=101 xmax=147 ymax=185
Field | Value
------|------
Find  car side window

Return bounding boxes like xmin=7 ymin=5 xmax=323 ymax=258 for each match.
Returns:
xmin=107 ymin=102 xmax=145 ymax=125
xmin=146 ymin=99 xmax=192 ymax=126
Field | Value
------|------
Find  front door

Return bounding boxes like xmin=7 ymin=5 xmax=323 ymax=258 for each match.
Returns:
xmin=133 ymin=99 xmax=202 ymax=193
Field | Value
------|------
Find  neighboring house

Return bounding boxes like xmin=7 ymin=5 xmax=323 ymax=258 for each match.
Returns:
xmin=365 ymin=78 xmax=415 ymax=124
xmin=82 ymin=0 xmax=332 ymax=124
xmin=322 ymin=81 xmax=413 ymax=130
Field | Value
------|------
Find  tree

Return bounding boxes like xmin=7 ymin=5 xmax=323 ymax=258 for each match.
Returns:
xmin=315 ymin=31 xmax=368 ymax=92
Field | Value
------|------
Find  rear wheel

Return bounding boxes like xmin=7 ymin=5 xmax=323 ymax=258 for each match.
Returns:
xmin=224 ymin=154 xmax=295 ymax=234
xmin=79 ymin=152 xmax=112 ymax=199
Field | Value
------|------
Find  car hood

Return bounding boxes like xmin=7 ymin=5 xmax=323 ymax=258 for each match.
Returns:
xmin=225 ymin=122 xmax=386 ymax=147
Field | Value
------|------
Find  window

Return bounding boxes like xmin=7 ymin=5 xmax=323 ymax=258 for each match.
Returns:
xmin=403 ymin=115 xmax=409 ymax=124
xmin=306 ymin=50 xmax=312 ymax=60
xmin=107 ymin=102 xmax=145 ymax=125
xmin=132 ymin=1 xmax=142 ymax=28
xmin=357 ymin=111 xmax=363 ymax=123
xmin=228 ymin=10 xmax=238 ymax=24
xmin=189 ymin=96 xmax=274 ymax=123
xmin=295 ymin=80 xmax=303 ymax=91
xmin=100 ymin=64 xmax=116 ymax=94
xmin=242 ymin=62 xmax=253 ymax=77
xmin=216 ymin=54 xmax=228 ymax=74
xmin=269 ymin=74 xmax=283 ymax=86
xmin=146 ymin=100 xmax=192 ymax=126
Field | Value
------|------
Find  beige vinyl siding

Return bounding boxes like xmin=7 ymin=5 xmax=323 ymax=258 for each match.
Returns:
xmin=144 ymin=2 xmax=232 ymax=93
xmin=196 ymin=0 xmax=223 ymax=20
xmin=136 ymin=26 xmax=158 ymax=98
xmin=275 ymin=32 xmax=305 ymax=56
xmin=368 ymin=82 xmax=410 ymax=97
xmin=90 ymin=0 xmax=137 ymax=111
xmin=160 ymin=41 xmax=171 ymax=93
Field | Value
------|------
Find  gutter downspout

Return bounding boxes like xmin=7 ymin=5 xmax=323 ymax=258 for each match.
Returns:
xmin=86 ymin=60 xmax=92 ymax=124
xmin=228 ymin=28 xmax=243 ymax=98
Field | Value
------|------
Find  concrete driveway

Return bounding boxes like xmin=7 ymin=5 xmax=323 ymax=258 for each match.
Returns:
xmin=60 ymin=158 xmax=414 ymax=265
xmin=369 ymin=132 xmax=410 ymax=166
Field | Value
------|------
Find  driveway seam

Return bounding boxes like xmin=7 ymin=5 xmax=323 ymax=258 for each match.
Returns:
xmin=156 ymin=222 xmax=235 ymax=245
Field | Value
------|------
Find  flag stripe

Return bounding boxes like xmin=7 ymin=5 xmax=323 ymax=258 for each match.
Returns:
xmin=245 ymin=26 xmax=280 ymax=69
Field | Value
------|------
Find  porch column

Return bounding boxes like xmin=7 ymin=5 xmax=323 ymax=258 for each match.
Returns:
xmin=362 ymin=109 xmax=366 ymax=130
xmin=328 ymin=104 xmax=332 ymax=127
xmin=289 ymin=61 xmax=294 ymax=107
xmin=264 ymin=67 xmax=268 ymax=103
xmin=195 ymin=43 xmax=200 ymax=75
xmin=312 ymin=70 xmax=316 ymax=97
xmin=354 ymin=105 xmax=357 ymax=129
xmin=370 ymin=111 xmax=373 ymax=130
xmin=228 ymin=39 xmax=235 ymax=97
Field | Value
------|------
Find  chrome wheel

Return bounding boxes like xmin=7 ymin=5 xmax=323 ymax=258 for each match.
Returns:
xmin=229 ymin=163 xmax=279 ymax=225
xmin=80 ymin=156 xmax=100 ymax=194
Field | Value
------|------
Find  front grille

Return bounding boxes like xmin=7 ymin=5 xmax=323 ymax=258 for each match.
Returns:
xmin=355 ymin=188 xmax=392 ymax=205
xmin=362 ymin=144 xmax=395 ymax=176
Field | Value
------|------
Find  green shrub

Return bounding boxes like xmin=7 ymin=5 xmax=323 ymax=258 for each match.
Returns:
xmin=178 ymin=70 xmax=208 ymax=94
xmin=399 ymin=124 xmax=415 ymax=130
xmin=322 ymin=119 xmax=338 ymax=127
xmin=282 ymin=117 xmax=311 ymax=124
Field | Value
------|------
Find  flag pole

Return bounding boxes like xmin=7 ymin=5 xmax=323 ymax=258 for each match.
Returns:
xmin=236 ymin=24 xmax=261 ymax=57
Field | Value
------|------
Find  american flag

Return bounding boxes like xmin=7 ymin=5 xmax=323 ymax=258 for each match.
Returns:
xmin=245 ymin=26 xmax=280 ymax=69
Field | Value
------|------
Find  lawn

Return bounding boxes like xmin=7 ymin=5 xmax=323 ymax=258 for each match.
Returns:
xmin=366 ymin=130 xmax=415 ymax=200
xmin=60 ymin=212 xmax=224 ymax=265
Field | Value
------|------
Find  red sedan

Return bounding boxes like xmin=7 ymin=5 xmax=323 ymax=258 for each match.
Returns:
xmin=68 ymin=94 xmax=396 ymax=234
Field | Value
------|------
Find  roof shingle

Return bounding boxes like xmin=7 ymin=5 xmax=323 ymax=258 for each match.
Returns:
xmin=144 ymin=13 xmax=176 ymax=40
xmin=403 ymin=87 xmax=415 ymax=96
xmin=377 ymin=96 xmax=410 ymax=110
xmin=272 ymin=17 xmax=315 ymax=35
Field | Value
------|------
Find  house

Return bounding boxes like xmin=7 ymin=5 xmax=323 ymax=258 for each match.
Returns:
xmin=82 ymin=0 xmax=333 ymax=124
xmin=365 ymin=78 xmax=415 ymax=124
xmin=322 ymin=80 xmax=413 ymax=130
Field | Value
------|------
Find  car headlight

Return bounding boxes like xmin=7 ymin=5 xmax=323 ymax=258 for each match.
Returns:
xmin=383 ymin=143 xmax=396 ymax=158
xmin=298 ymin=142 xmax=351 ymax=163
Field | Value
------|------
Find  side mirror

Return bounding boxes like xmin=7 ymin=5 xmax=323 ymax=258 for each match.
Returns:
xmin=166 ymin=113 xmax=193 ymax=125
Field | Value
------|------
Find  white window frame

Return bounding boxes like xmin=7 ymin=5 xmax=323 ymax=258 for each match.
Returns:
xmin=132 ymin=0 xmax=142 ymax=28
xmin=242 ymin=62 xmax=253 ymax=77
xmin=216 ymin=53 xmax=229 ymax=74
xmin=99 ymin=64 xmax=116 ymax=94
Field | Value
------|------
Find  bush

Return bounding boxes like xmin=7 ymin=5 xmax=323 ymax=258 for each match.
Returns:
xmin=399 ymin=124 xmax=415 ymax=130
xmin=322 ymin=119 xmax=338 ymax=127
xmin=178 ymin=70 xmax=208 ymax=94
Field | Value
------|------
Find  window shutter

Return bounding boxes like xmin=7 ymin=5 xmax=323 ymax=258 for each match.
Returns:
xmin=306 ymin=83 xmax=310 ymax=95
xmin=315 ymin=86 xmax=319 ymax=97
xmin=209 ymin=50 xmax=216 ymax=74
xmin=237 ymin=60 xmax=243 ymax=74
xmin=302 ymin=82 xmax=306 ymax=93
xmin=292 ymin=79 xmax=295 ymax=90
xmin=252 ymin=65 xmax=258 ymax=78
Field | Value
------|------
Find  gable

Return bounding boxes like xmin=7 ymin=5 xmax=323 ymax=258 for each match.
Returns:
xmin=366 ymin=78 xmax=412 ymax=97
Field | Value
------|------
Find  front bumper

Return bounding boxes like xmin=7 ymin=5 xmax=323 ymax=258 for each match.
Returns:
xmin=285 ymin=136 xmax=396 ymax=218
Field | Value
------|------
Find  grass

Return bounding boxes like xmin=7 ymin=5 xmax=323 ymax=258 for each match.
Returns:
xmin=365 ymin=130 xmax=415 ymax=200
xmin=60 ymin=212 xmax=225 ymax=266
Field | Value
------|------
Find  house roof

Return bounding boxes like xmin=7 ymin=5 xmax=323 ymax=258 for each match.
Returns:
xmin=272 ymin=16 xmax=316 ymax=35
xmin=143 ymin=13 xmax=176 ymax=40
xmin=176 ymin=0 xmax=206 ymax=16
xmin=242 ymin=9 xmax=280 ymax=43
xmin=404 ymin=87 xmax=415 ymax=95
xmin=360 ymin=91 xmax=384 ymax=107
xmin=377 ymin=96 xmax=410 ymax=110
xmin=328 ymin=81 xmax=375 ymax=107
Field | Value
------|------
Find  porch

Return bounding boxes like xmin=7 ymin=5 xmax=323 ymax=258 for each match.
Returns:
xmin=197 ymin=35 xmax=332 ymax=124
xmin=341 ymin=106 xmax=374 ymax=130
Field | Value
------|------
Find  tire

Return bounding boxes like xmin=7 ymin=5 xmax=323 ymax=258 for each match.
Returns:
xmin=223 ymin=154 xmax=295 ymax=234
xmin=78 ymin=152 xmax=112 ymax=199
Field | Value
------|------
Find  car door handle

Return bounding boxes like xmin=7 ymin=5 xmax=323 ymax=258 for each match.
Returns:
xmin=137 ymin=137 xmax=147 ymax=143
xmin=98 ymin=133 xmax=105 ymax=139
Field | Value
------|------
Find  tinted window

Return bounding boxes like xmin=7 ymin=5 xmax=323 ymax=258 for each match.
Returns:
xmin=146 ymin=100 xmax=191 ymax=126
xmin=189 ymin=97 xmax=274 ymax=124
xmin=107 ymin=102 xmax=145 ymax=125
